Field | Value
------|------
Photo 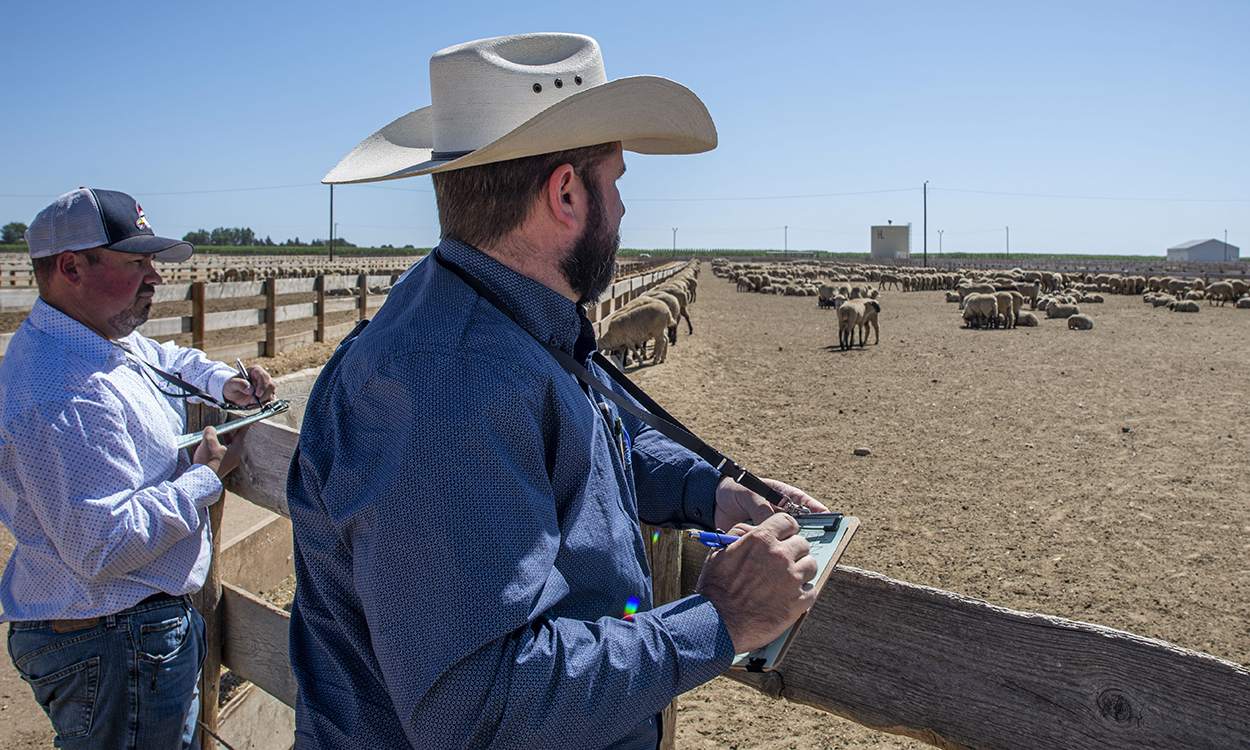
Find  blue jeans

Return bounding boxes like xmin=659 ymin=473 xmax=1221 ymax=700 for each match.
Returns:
xmin=7 ymin=596 xmax=206 ymax=750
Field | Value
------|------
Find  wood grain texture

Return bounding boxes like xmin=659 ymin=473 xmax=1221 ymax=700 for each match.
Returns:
xmin=679 ymin=541 xmax=1250 ymax=750
xmin=188 ymin=403 xmax=226 ymax=748
xmin=220 ymin=583 xmax=297 ymax=709
xmin=222 ymin=419 xmax=297 ymax=518
xmin=643 ymin=525 xmax=684 ymax=750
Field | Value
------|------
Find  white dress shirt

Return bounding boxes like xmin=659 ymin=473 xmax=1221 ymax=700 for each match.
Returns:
xmin=0 ymin=298 xmax=236 ymax=622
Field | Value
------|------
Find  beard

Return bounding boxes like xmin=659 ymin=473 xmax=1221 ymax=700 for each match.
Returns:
xmin=559 ymin=176 xmax=620 ymax=307
xmin=108 ymin=284 xmax=155 ymax=336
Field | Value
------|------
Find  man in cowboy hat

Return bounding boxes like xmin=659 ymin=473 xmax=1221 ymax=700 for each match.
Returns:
xmin=0 ymin=188 xmax=276 ymax=749
xmin=288 ymin=33 xmax=824 ymax=750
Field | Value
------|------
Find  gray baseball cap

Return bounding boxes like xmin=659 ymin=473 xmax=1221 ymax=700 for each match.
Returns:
xmin=25 ymin=188 xmax=193 ymax=262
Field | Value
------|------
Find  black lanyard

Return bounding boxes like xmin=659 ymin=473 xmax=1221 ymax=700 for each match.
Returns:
xmin=434 ymin=250 xmax=801 ymax=510
xmin=114 ymin=341 xmax=252 ymax=412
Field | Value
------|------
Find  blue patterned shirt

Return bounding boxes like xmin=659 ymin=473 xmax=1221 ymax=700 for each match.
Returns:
xmin=287 ymin=239 xmax=735 ymax=750
xmin=0 ymin=298 xmax=236 ymax=622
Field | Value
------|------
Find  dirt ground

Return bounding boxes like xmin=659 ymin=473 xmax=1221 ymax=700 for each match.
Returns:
xmin=2 ymin=262 xmax=1248 ymax=748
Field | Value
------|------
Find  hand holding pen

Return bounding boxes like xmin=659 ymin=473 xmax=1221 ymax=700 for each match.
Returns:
xmin=223 ymin=358 xmax=277 ymax=408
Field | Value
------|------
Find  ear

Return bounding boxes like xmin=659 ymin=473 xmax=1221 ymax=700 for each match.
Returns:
xmin=56 ymin=251 xmax=84 ymax=286
xmin=540 ymin=162 xmax=584 ymax=234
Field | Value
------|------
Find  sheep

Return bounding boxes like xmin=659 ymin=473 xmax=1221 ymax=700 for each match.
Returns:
xmin=945 ymin=291 xmax=961 ymax=303
xmin=598 ymin=299 xmax=674 ymax=366
xmin=858 ymin=299 xmax=881 ymax=345
xmin=654 ymin=283 xmax=693 ymax=335
xmin=817 ymin=284 xmax=839 ymax=308
xmin=961 ymin=293 xmax=999 ymax=329
xmin=837 ymin=299 xmax=867 ymax=349
xmin=1168 ymin=299 xmax=1200 ymax=313
xmin=1236 ymin=296 xmax=1250 ymax=309
xmin=641 ymin=290 xmax=683 ymax=344
xmin=1016 ymin=311 xmax=1040 ymax=326
xmin=1046 ymin=303 xmax=1080 ymax=319
xmin=994 ymin=292 xmax=1018 ymax=329
xmin=1206 ymin=281 xmax=1235 ymax=306
xmin=1015 ymin=282 xmax=1040 ymax=305
xmin=1067 ymin=314 xmax=1094 ymax=330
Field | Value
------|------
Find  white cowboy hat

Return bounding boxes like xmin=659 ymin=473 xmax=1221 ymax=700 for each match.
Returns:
xmin=322 ymin=32 xmax=717 ymax=184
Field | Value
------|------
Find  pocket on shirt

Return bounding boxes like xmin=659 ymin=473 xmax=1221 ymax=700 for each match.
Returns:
xmin=18 ymin=656 xmax=101 ymax=739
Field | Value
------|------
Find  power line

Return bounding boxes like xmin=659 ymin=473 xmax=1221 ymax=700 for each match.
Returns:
xmin=1 ymin=184 xmax=316 ymax=199
xmin=932 ymin=187 xmax=1250 ymax=203
xmin=625 ymin=187 xmax=916 ymax=202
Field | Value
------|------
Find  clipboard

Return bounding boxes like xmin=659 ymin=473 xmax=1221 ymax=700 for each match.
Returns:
xmin=175 ymin=400 xmax=290 ymax=450
xmin=730 ymin=513 xmax=859 ymax=672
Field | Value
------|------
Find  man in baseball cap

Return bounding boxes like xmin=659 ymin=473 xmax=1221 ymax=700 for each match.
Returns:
xmin=1 ymin=188 xmax=274 ymax=748
xmin=288 ymin=33 xmax=825 ymax=750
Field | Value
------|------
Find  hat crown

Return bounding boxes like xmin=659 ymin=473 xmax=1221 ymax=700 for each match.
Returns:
xmin=430 ymin=33 xmax=608 ymax=154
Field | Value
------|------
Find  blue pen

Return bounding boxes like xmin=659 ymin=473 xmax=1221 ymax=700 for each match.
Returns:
xmin=687 ymin=530 xmax=741 ymax=549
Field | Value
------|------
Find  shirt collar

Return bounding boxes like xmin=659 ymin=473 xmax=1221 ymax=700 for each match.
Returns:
xmin=26 ymin=298 xmax=130 ymax=368
xmin=437 ymin=238 xmax=592 ymax=358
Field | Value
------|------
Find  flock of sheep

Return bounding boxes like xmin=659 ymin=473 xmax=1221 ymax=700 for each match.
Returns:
xmin=597 ymin=263 xmax=699 ymax=367
xmin=705 ymin=259 xmax=1250 ymax=347
xmin=946 ymin=270 xmax=1250 ymax=331
xmin=205 ymin=264 xmax=411 ymax=283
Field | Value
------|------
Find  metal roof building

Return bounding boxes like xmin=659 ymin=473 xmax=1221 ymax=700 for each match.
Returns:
xmin=1166 ymin=239 xmax=1239 ymax=262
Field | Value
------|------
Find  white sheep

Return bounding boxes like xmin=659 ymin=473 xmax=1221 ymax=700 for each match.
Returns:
xmin=962 ymin=293 xmax=999 ymax=329
xmin=1206 ymin=281 xmax=1235 ymax=306
xmin=1067 ymin=314 xmax=1094 ymax=330
xmin=1016 ymin=311 xmax=1040 ymax=327
xmin=642 ymin=290 xmax=683 ymax=345
xmin=599 ymin=298 xmax=674 ymax=366
xmin=1046 ymin=303 xmax=1080 ymax=319
xmin=858 ymin=299 xmax=881 ymax=345
xmin=1168 ymin=299 xmax=1200 ymax=313
xmin=837 ymin=299 xmax=867 ymax=349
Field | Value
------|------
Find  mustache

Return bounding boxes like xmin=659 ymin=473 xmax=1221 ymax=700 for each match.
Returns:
xmin=137 ymin=284 xmax=156 ymax=297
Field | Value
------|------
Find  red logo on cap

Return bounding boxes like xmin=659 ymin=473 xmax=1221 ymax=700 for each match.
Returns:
xmin=135 ymin=202 xmax=152 ymax=231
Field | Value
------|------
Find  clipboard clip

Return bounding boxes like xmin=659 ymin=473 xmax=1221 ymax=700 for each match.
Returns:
xmin=175 ymin=399 xmax=290 ymax=450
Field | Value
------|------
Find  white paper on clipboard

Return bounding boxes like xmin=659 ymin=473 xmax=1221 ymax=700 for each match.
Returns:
xmin=729 ymin=514 xmax=859 ymax=672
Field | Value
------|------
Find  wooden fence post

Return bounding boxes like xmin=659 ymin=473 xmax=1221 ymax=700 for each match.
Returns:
xmin=357 ymin=273 xmax=369 ymax=319
xmin=643 ymin=524 xmax=683 ymax=750
xmin=264 ymin=278 xmax=277 ymax=357
xmin=188 ymin=403 xmax=226 ymax=749
xmin=315 ymin=274 xmax=326 ymax=343
xmin=191 ymin=281 xmax=205 ymax=352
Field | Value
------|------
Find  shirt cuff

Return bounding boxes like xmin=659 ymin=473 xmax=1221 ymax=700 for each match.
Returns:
xmin=206 ymin=367 xmax=237 ymax=406
xmin=651 ymin=594 xmax=737 ymax=692
xmin=683 ymin=461 xmax=721 ymax=529
xmin=183 ymin=463 xmax=224 ymax=509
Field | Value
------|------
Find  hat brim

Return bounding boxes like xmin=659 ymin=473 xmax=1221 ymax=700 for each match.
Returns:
xmin=322 ymin=75 xmax=716 ymax=185
xmin=109 ymin=234 xmax=195 ymax=263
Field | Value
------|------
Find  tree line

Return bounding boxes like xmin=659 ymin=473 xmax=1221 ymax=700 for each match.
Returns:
xmin=1 ymin=221 xmax=360 ymax=249
xmin=181 ymin=227 xmax=356 ymax=248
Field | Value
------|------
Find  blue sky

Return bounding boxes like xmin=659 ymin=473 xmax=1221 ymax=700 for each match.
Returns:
xmin=2 ymin=1 xmax=1246 ymax=256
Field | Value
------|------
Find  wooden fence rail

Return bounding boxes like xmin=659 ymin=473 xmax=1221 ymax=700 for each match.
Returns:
xmin=213 ymin=417 xmax=1250 ymax=750
xmin=0 ymin=260 xmax=684 ymax=363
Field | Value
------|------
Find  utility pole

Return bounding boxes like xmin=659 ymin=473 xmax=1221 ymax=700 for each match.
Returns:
xmin=329 ymin=185 xmax=335 ymax=263
xmin=672 ymin=228 xmax=677 ymax=258
xmin=784 ymin=225 xmax=788 ymax=255
xmin=938 ymin=229 xmax=944 ymax=258
xmin=1226 ymin=229 xmax=1230 ymax=261
xmin=923 ymin=181 xmax=928 ymax=267
xmin=1006 ymin=226 xmax=1009 ymax=259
